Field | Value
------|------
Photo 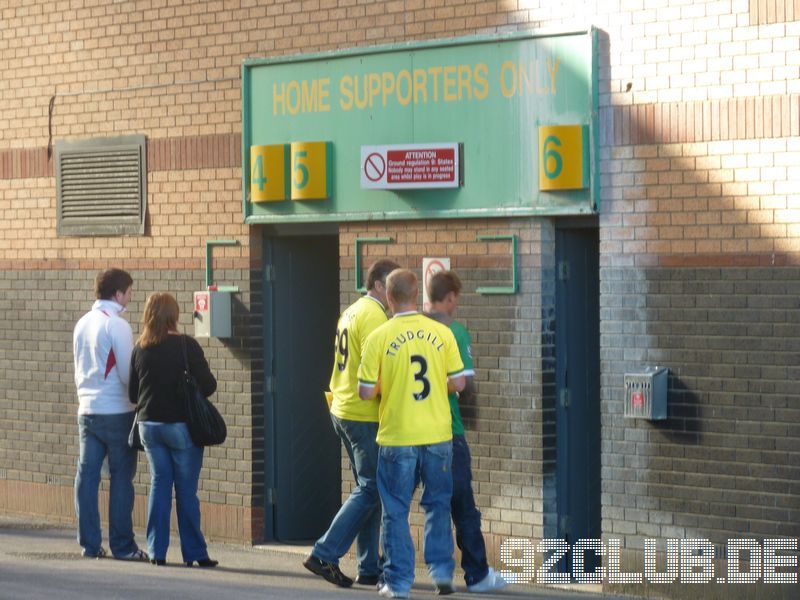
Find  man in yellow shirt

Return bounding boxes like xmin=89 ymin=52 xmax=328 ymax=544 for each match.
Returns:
xmin=303 ymin=259 xmax=399 ymax=588
xmin=359 ymin=269 xmax=465 ymax=599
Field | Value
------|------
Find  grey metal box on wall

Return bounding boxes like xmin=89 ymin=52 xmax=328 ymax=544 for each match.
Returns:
xmin=193 ymin=291 xmax=232 ymax=338
xmin=624 ymin=367 xmax=668 ymax=420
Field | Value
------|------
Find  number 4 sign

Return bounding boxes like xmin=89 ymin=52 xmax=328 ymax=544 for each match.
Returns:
xmin=538 ymin=125 xmax=589 ymax=191
xmin=250 ymin=144 xmax=289 ymax=202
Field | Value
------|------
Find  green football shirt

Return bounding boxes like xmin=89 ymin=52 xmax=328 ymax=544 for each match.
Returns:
xmin=359 ymin=312 xmax=464 ymax=446
xmin=449 ymin=320 xmax=474 ymax=436
xmin=329 ymin=295 xmax=387 ymax=422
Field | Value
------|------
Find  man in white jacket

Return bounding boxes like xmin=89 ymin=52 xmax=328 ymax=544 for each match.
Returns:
xmin=73 ymin=268 xmax=146 ymax=560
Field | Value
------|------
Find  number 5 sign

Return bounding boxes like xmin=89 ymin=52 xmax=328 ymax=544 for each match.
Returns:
xmin=290 ymin=141 xmax=332 ymax=201
xmin=538 ymin=125 xmax=589 ymax=191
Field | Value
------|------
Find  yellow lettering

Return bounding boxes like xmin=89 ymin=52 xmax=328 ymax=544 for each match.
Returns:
xmin=427 ymin=66 xmax=442 ymax=101
xmin=369 ymin=73 xmax=381 ymax=107
xmin=318 ymin=78 xmax=330 ymax=112
xmin=273 ymin=82 xmax=285 ymax=115
xmin=301 ymin=80 xmax=318 ymax=113
xmin=339 ymin=75 xmax=353 ymax=111
xmin=547 ymin=57 xmax=560 ymax=95
xmin=355 ymin=75 xmax=369 ymax=110
xmin=396 ymin=70 xmax=412 ymax=106
xmin=519 ymin=61 xmax=534 ymax=95
xmin=500 ymin=61 xmax=516 ymax=98
xmin=287 ymin=80 xmax=300 ymax=115
xmin=457 ymin=65 xmax=472 ymax=100
xmin=443 ymin=65 xmax=457 ymax=101
xmin=535 ymin=60 xmax=547 ymax=94
xmin=382 ymin=71 xmax=396 ymax=107
xmin=473 ymin=63 xmax=489 ymax=100
xmin=413 ymin=69 xmax=427 ymax=104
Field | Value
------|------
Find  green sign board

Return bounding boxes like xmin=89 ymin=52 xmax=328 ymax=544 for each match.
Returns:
xmin=242 ymin=29 xmax=598 ymax=224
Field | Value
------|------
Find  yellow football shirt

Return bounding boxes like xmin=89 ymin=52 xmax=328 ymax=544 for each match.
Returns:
xmin=359 ymin=312 xmax=464 ymax=446
xmin=329 ymin=295 xmax=387 ymax=422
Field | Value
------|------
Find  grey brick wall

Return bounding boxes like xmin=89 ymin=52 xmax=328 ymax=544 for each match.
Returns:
xmin=601 ymin=266 xmax=800 ymax=548
xmin=0 ymin=268 xmax=262 ymax=534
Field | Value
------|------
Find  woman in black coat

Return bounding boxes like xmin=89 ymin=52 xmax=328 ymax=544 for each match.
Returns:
xmin=129 ymin=292 xmax=218 ymax=567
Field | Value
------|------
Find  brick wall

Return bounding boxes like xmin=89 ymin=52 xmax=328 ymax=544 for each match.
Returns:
xmin=601 ymin=265 xmax=800 ymax=536
xmin=0 ymin=266 xmax=261 ymax=541
xmin=594 ymin=1 xmax=800 ymax=596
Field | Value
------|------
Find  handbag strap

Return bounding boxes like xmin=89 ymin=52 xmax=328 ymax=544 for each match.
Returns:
xmin=180 ymin=334 xmax=190 ymax=373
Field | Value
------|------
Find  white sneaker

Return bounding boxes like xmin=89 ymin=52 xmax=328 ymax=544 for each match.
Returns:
xmin=467 ymin=568 xmax=509 ymax=593
xmin=378 ymin=583 xmax=409 ymax=599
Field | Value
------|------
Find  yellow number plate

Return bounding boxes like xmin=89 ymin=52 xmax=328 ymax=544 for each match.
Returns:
xmin=290 ymin=141 xmax=332 ymax=201
xmin=250 ymin=144 xmax=288 ymax=202
xmin=538 ymin=125 xmax=588 ymax=191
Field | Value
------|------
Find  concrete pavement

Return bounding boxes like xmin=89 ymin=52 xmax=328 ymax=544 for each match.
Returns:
xmin=0 ymin=515 xmax=627 ymax=600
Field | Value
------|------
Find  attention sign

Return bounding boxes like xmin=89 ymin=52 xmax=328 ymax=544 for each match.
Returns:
xmin=361 ymin=143 xmax=461 ymax=189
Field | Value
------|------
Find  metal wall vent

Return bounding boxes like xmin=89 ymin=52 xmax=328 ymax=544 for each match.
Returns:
xmin=56 ymin=135 xmax=146 ymax=236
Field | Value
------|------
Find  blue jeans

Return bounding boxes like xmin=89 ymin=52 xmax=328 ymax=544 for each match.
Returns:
xmin=451 ymin=435 xmax=489 ymax=585
xmin=139 ymin=422 xmax=208 ymax=563
xmin=378 ymin=441 xmax=455 ymax=596
xmin=313 ymin=415 xmax=381 ymax=577
xmin=75 ymin=412 xmax=139 ymax=557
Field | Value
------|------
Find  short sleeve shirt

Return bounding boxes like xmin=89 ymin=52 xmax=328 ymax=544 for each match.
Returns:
xmin=449 ymin=320 xmax=474 ymax=436
xmin=329 ymin=295 xmax=387 ymax=422
xmin=359 ymin=312 xmax=464 ymax=446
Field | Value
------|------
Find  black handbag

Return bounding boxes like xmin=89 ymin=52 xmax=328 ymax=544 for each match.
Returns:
xmin=180 ymin=335 xmax=226 ymax=447
xmin=128 ymin=410 xmax=144 ymax=451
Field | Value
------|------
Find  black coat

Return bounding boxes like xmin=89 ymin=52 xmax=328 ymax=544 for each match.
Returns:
xmin=129 ymin=334 xmax=217 ymax=423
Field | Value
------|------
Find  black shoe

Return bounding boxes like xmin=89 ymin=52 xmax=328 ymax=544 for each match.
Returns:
xmin=303 ymin=554 xmax=353 ymax=588
xmin=355 ymin=574 xmax=381 ymax=586
xmin=186 ymin=558 xmax=218 ymax=568
xmin=150 ymin=559 xmax=166 ymax=566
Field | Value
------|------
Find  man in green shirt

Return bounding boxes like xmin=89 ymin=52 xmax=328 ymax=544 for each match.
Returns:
xmin=427 ymin=270 xmax=508 ymax=593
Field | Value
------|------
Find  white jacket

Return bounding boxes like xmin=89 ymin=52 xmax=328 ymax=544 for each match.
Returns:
xmin=73 ymin=299 xmax=135 ymax=415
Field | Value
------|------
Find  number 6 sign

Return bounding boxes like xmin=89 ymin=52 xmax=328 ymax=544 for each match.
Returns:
xmin=538 ymin=125 xmax=589 ymax=191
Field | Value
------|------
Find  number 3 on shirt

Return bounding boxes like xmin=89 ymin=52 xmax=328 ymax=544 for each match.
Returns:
xmin=410 ymin=354 xmax=430 ymax=401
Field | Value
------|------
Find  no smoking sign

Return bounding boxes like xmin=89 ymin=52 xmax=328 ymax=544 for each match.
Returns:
xmin=422 ymin=257 xmax=450 ymax=312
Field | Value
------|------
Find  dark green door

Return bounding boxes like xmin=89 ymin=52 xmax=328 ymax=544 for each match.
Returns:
xmin=555 ymin=225 xmax=601 ymax=574
xmin=266 ymin=234 xmax=341 ymax=541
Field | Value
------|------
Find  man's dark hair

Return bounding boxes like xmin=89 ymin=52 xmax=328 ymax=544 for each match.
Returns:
xmin=366 ymin=259 xmax=400 ymax=291
xmin=95 ymin=268 xmax=133 ymax=300
xmin=428 ymin=270 xmax=462 ymax=303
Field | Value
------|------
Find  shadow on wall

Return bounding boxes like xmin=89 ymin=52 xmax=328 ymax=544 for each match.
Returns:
xmin=652 ymin=375 xmax=704 ymax=443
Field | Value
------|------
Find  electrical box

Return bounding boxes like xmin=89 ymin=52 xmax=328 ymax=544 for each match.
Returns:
xmin=193 ymin=290 xmax=231 ymax=338
xmin=624 ymin=366 xmax=668 ymax=420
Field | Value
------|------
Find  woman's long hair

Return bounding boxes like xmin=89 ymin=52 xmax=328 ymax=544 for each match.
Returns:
xmin=138 ymin=293 xmax=179 ymax=348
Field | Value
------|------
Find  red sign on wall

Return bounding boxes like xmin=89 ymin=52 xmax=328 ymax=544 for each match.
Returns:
xmin=361 ymin=143 xmax=461 ymax=190
xmin=195 ymin=292 xmax=209 ymax=313
xmin=386 ymin=148 xmax=455 ymax=184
